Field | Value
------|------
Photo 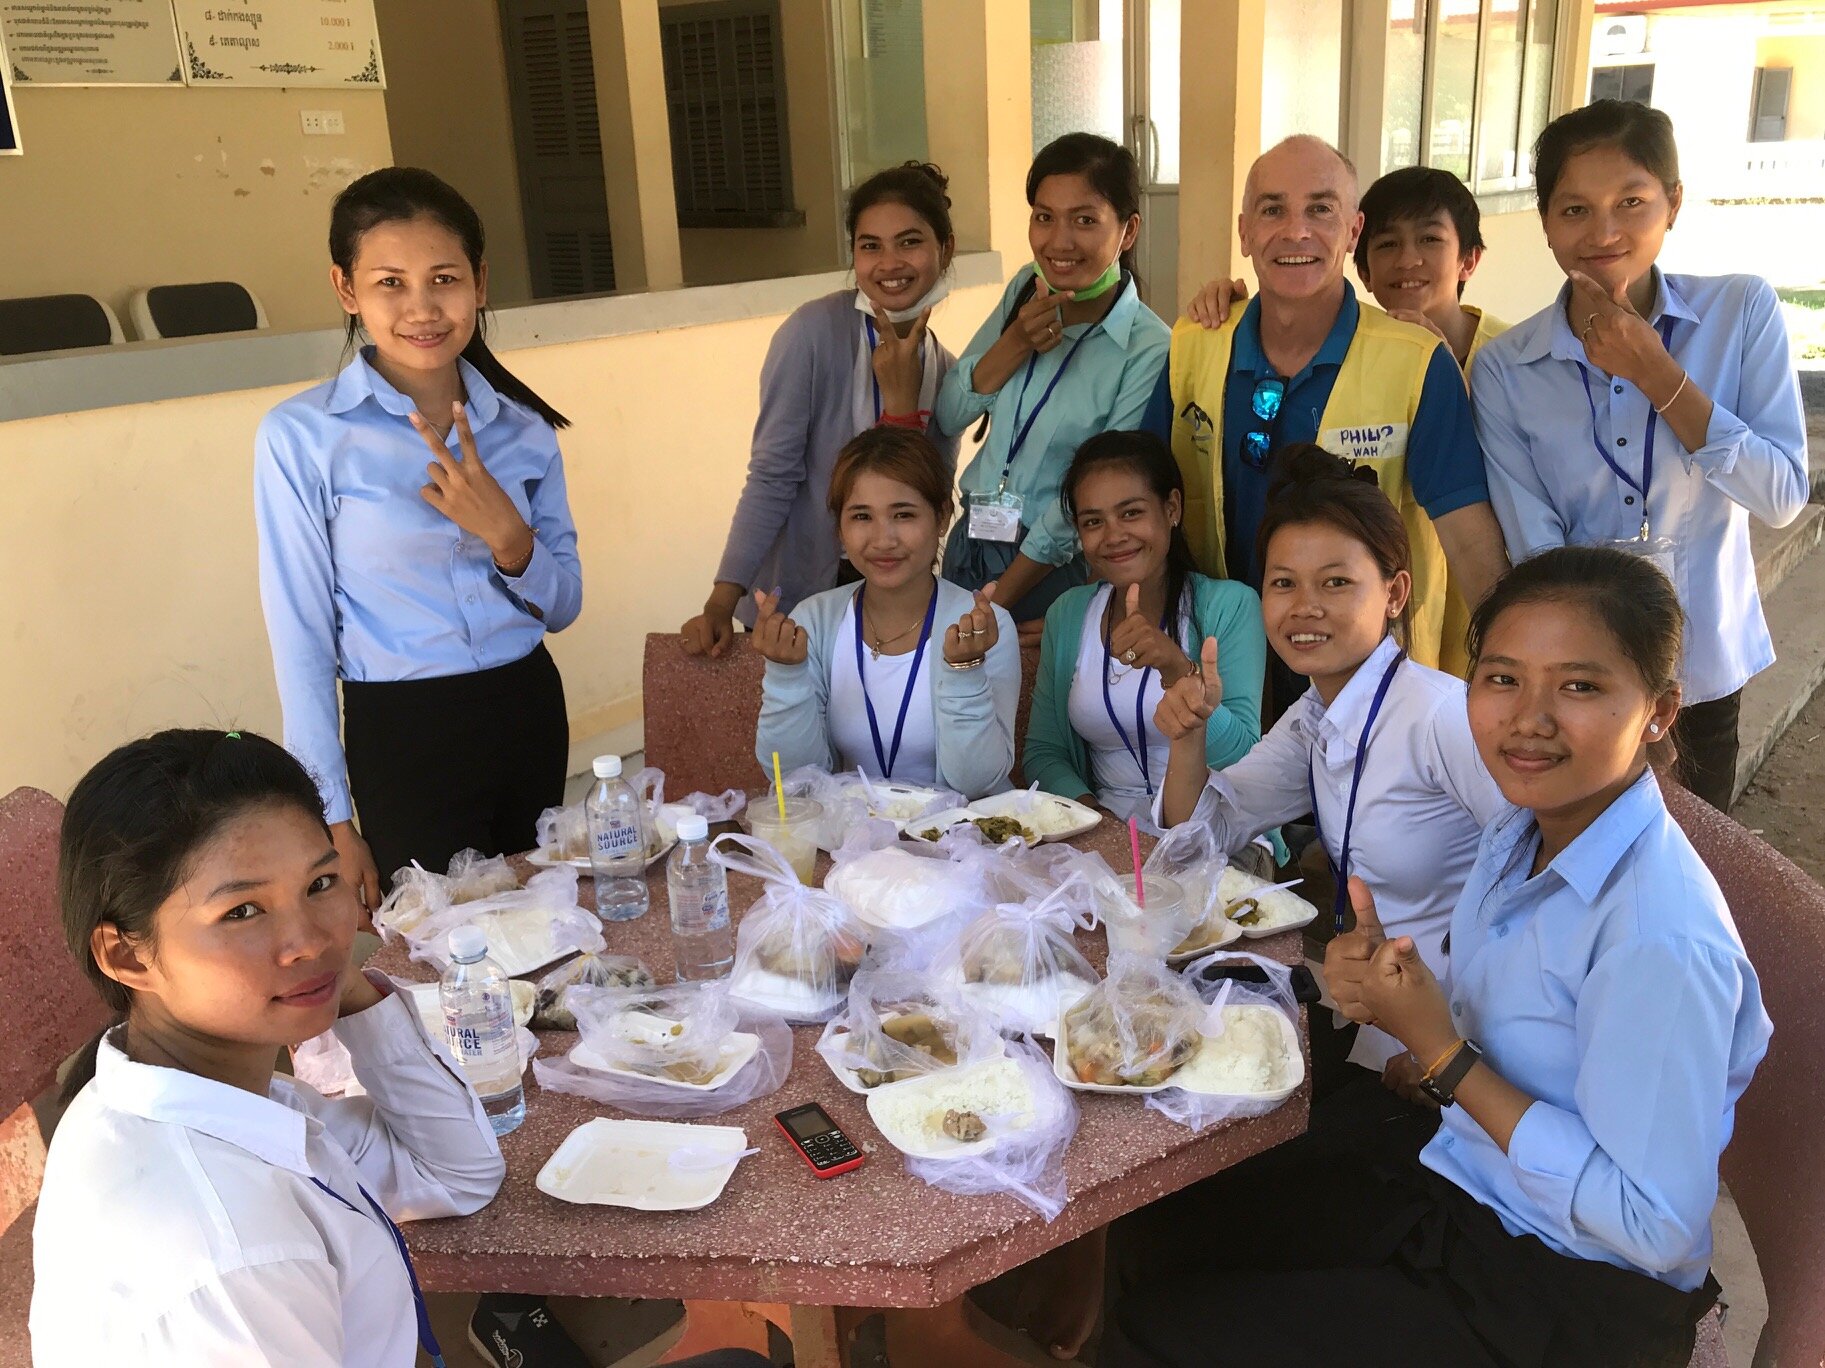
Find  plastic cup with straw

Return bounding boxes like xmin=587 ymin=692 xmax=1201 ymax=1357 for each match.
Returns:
xmin=747 ymin=751 xmax=819 ymax=883
xmin=1129 ymin=816 xmax=1146 ymax=909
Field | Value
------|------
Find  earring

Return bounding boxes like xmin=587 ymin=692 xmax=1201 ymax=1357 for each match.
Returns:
xmin=1649 ymin=724 xmax=1661 ymax=735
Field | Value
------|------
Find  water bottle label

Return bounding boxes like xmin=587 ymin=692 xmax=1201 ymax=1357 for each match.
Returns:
xmin=702 ymin=887 xmax=730 ymax=928
xmin=594 ymin=816 xmax=642 ymax=858
xmin=444 ymin=990 xmax=518 ymax=1094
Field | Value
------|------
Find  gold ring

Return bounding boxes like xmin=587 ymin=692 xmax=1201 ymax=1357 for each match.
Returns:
xmin=1123 ymin=649 xmax=1138 ymax=664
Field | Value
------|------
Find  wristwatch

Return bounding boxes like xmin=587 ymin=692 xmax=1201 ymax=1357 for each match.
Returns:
xmin=1418 ymin=1041 xmax=1482 ymax=1107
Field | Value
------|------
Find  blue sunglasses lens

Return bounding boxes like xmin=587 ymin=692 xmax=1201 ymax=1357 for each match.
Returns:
xmin=1243 ymin=431 xmax=1272 ymax=468
xmin=1251 ymin=379 xmax=1285 ymax=421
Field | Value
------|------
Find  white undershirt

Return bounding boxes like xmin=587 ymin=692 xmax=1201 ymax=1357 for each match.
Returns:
xmin=827 ymin=597 xmax=939 ymax=785
xmin=1066 ymin=583 xmax=1184 ymax=833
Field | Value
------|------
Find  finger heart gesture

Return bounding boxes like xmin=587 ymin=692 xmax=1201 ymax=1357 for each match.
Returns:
xmin=752 ymin=588 xmax=809 ymax=666
xmin=944 ymin=582 xmax=1000 ymax=664
xmin=1015 ymin=275 xmax=1074 ymax=354
xmin=412 ymin=402 xmax=530 ymax=565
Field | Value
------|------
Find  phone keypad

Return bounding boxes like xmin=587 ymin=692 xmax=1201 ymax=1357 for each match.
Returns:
xmin=802 ymin=1132 xmax=860 ymax=1168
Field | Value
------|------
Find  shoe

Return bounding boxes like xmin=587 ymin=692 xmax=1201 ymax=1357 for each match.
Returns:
xmin=469 ymin=1293 xmax=591 ymax=1368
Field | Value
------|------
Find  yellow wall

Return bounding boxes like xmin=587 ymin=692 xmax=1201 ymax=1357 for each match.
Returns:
xmin=374 ymin=0 xmax=534 ymax=306
xmin=1463 ymin=207 xmax=1562 ymax=326
xmin=0 ymin=279 xmax=1003 ymax=801
xmin=1757 ymin=34 xmax=1825 ymax=142
xmin=0 ymin=87 xmax=391 ymax=334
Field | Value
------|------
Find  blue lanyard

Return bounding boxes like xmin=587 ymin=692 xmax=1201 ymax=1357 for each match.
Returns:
xmin=863 ymin=317 xmax=882 ymax=422
xmin=1100 ymin=594 xmax=1178 ymax=796
xmin=310 ymin=1177 xmax=445 ymax=1368
xmin=1309 ymin=647 xmax=1406 ymax=934
xmin=853 ymin=583 xmax=938 ymax=780
xmin=998 ymin=330 xmax=1090 ymax=492
xmin=1575 ymin=316 xmax=1677 ymax=538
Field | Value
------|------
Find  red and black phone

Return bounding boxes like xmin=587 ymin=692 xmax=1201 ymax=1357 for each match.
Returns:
xmin=773 ymin=1102 xmax=865 ymax=1178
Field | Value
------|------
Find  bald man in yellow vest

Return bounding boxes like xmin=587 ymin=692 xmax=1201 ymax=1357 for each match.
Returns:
xmin=1153 ymin=137 xmax=1508 ymax=705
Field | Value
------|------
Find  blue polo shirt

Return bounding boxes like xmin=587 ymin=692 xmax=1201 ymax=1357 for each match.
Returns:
xmin=1145 ymin=292 xmax=1490 ymax=585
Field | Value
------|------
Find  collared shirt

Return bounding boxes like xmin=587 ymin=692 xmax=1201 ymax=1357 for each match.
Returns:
xmin=1214 ymin=291 xmax=1490 ymax=585
xmin=1422 ymin=770 xmax=1772 ymax=1291
xmin=937 ymin=266 xmax=1171 ymax=567
xmin=1470 ymin=271 xmax=1810 ymax=703
xmin=1158 ymin=634 xmax=1505 ymax=1067
xmin=255 ymin=349 xmax=583 ymax=823
xmin=32 ymin=991 xmax=506 ymax=1366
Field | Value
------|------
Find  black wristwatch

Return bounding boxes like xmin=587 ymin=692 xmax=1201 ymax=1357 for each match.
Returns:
xmin=1419 ymin=1041 xmax=1482 ymax=1107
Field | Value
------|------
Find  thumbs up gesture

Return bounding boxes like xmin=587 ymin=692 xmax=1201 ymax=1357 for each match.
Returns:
xmin=1349 ymin=885 xmax=1454 ymax=1050
xmin=944 ymin=582 xmax=1001 ymax=665
xmin=1153 ymin=635 xmax=1223 ymax=742
xmin=1326 ymin=876 xmax=1387 ymax=1025
xmin=1109 ymin=582 xmax=1198 ymax=684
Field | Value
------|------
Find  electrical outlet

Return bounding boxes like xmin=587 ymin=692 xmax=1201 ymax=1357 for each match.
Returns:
xmin=322 ymin=109 xmax=345 ymax=135
xmin=300 ymin=109 xmax=344 ymax=136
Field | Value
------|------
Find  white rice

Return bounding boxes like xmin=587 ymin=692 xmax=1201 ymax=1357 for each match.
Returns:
xmin=1174 ymin=1006 xmax=1297 ymax=1094
xmin=869 ymin=1056 xmax=1036 ymax=1149
xmin=1216 ymin=869 xmax=1319 ymax=932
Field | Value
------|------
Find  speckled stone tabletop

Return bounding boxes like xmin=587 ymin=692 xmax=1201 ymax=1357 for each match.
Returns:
xmin=369 ymin=818 xmax=1310 ymax=1309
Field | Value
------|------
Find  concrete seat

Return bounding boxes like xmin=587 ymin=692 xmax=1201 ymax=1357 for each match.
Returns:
xmin=0 ymin=787 xmax=113 ymax=1366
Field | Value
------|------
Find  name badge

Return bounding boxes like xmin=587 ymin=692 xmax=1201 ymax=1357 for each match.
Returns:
xmin=967 ymin=490 xmax=1024 ymax=544
xmin=1319 ymin=422 xmax=1411 ymax=465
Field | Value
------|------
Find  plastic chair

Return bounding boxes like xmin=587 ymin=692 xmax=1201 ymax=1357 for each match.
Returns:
xmin=128 ymin=281 xmax=268 ymax=341
xmin=642 ymin=634 xmax=769 ymax=798
xmin=1665 ymin=780 xmax=1825 ymax=1367
xmin=0 ymin=294 xmax=124 ymax=355
xmin=0 ymin=787 xmax=112 ymax=1365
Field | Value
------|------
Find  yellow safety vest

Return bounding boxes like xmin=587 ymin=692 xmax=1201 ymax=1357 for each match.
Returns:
xmin=1433 ymin=304 xmax=1510 ymax=676
xmin=1169 ymin=303 xmax=1450 ymax=668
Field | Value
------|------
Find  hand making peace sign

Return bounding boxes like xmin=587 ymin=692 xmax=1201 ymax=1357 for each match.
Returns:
xmin=410 ymin=401 xmax=534 ymax=569
xmin=869 ymin=302 xmax=931 ymax=419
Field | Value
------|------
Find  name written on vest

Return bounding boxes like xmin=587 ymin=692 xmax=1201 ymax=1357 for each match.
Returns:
xmin=1318 ymin=422 xmax=1410 ymax=464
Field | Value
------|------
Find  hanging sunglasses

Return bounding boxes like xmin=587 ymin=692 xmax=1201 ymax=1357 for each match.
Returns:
xmin=1241 ymin=376 xmax=1286 ymax=470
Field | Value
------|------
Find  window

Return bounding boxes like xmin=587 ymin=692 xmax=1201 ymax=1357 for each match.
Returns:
xmin=1381 ymin=0 xmax=1559 ymax=196
xmin=1750 ymin=66 xmax=1792 ymax=143
xmin=1590 ymin=63 xmax=1654 ymax=106
xmin=659 ymin=1 xmax=803 ymax=227
xmin=831 ymin=0 xmax=928 ymax=193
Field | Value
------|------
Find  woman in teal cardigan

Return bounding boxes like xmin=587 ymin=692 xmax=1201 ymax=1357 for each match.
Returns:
xmin=1023 ymin=431 xmax=1266 ymax=831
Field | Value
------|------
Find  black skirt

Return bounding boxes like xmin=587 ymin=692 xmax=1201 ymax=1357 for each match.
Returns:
xmin=342 ymin=642 xmax=568 ymax=883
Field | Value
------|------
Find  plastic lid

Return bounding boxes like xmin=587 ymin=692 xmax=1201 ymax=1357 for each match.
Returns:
xmin=675 ymin=813 xmax=709 ymax=842
xmin=447 ymin=925 xmax=489 ymax=962
xmin=592 ymin=754 xmax=623 ymax=779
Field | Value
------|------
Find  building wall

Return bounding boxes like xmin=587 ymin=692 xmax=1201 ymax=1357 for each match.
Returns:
xmin=0 ymin=87 xmax=391 ymax=334
xmin=374 ymin=0 xmax=534 ymax=306
xmin=0 ymin=278 xmax=1001 ymax=801
xmin=1757 ymin=33 xmax=1825 ymax=141
xmin=1468 ymin=208 xmax=1564 ymax=325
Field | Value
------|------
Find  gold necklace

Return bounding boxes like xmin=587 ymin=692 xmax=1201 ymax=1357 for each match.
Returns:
xmin=862 ymin=612 xmax=923 ymax=660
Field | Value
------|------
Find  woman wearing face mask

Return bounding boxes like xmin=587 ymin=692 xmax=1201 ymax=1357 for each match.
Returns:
xmin=1471 ymin=101 xmax=1809 ymax=812
xmin=1022 ymin=431 xmax=1265 ymax=831
xmin=682 ymin=163 xmax=962 ymax=655
xmin=753 ymin=427 xmax=1020 ymax=799
xmin=936 ymin=134 xmax=1172 ymax=640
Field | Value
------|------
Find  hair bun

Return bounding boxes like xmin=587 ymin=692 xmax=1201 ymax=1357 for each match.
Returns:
xmin=901 ymin=160 xmax=951 ymax=203
xmin=1264 ymin=442 xmax=1363 ymax=502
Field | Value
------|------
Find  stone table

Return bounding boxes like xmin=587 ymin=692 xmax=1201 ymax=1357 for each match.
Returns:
xmin=369 ymin=819 xmax=1309 ymax=1366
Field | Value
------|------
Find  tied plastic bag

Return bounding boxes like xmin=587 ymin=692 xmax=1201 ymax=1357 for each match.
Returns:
xmin=375 ymin=848 xmax=522 ymax=938
xmin=1147 ymin=950 xmax=1303 ymax=1132
xmin=530 ymin=952 xmax=656 ymax=1030
xmin=816 ymin=969 xmax=1003 ymax=1089
xmin=376 ymin=859 xmax=600 ymax=977
xmin=715 ymin=833 xmax=867 ymax=1023
xmin=533 ymin=990 xmax=794 ymax=1119
xmin=823 ymin=823 xmax=998 ymax=970
xmin=1143 ymin=821 xmax=1240 ymax=959
xmin=941 ymin=873 xmax=1101 ymax=1036
xmin=570 ymin=980 xmax=741 ymax=1086
xmin=782 ymin=765 xmax=961 ymax=850
xmin=1058 ymin=953 xmax=1206 ymax=1088
xmin=894 ymin=1041 xmax=1080 ymax=1221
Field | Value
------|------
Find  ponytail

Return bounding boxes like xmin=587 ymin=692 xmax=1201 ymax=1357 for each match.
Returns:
xmin=460 ymin=325 xmax=570 ymax=430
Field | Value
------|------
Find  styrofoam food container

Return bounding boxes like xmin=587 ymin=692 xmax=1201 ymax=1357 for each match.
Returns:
xmin=865 ymin=1055 xmax=1037 ymax=1160
xmin=1051 ymin=1004 xmax=1303 ymax=1100
xmin=535 ymin=1118 xmax=750 ymax=1210
xmin=565 ymin=1029 xmax=762 ymax=1092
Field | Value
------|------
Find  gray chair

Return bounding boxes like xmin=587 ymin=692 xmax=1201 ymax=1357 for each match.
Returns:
xmin=0 ymin=294 xmax=124 ymax=356
xmin=128 ymin=281 xmax=268 ymax=340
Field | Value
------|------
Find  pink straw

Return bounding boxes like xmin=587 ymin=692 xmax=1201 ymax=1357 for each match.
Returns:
xmin=1128 ymin=816 xmax=1145 ymax=908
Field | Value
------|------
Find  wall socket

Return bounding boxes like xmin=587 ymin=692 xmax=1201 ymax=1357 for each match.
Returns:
xmin=299 ymin=109 xmax=346 ymax=136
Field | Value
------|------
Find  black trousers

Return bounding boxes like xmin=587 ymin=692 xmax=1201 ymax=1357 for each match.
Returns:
xmin=343 ymin=643 xmax=568 ymax=883
xmin=1671 ymin=688 xmax=1742 ymax=813
xmin=1103 ymin=1117 xmax=1716 ymax=1368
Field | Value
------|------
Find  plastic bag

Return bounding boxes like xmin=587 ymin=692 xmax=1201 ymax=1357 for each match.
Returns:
xmin=895 ymin=1040 xmax=1080 ymax=1221
xmin=782 ymin=765 xmax=961 ymax=850
xmin=1142 ymin=821 xmax=1239 ymax=959
xmin=715 ymin=833 xmax=867 ymax=1023
xmin=530 ymin=952 xmax=656 ymax=1030
xmin=533 ymin=999 xmax=793 ymax=1119
xmin=941 ymin=873 xmax=1101 ymax=1036
xmin=535 ymin=802 xmax=591 ymax=861
xmin=825 ymin=823 xmax=997 ymax=934
xmin=375 ymin=848 xmax=522 ymax=937
xmin=1146 ymin=950 xmax=1302 ymax=1132
xmin=636 ymin=767 xmax=747 ymax=827
xmin=570 ymin=980 xmax=741 ymax=1085
xmin=816 ymin=969 xmax=1003 ymax=1089
xmin=1058 ymin=953 xmax=1206 ymax=1088
xmin=376 ymin=860 xmax=600 ymax=976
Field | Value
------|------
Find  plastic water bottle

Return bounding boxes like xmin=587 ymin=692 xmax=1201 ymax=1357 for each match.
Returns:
xmin=439 ymin=925 xmax=524 ymax=1136
xmin=667 ymin=813 xmax=734 ymax=981
xmin=586 ymin=754 xmax=649 ymax=922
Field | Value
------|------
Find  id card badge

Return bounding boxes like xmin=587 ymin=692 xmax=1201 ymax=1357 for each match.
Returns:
xmin=968 ymin=490 xmax=1024 ymax=543
xmin=1607 ymin=531 xmax=1677 ymax=586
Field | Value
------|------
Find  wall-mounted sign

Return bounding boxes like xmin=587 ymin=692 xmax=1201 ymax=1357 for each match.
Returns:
xmin=172 ymin=0 xmax=384 ymax=88
xmin=1 ymin=1 xmax=184 ymax=86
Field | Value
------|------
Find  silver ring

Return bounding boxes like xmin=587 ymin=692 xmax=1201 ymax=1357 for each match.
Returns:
xmin=1122 ymin=648 xmax=1138 ymax=664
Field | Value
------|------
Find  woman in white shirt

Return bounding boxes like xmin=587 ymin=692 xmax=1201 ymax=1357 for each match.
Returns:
xmin=1156 ymin=445 xmax=1504 ymax=1109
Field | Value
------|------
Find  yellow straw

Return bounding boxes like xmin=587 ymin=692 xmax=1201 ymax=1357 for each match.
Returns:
xmin=772 ymin=751 xmax=788 ymax=823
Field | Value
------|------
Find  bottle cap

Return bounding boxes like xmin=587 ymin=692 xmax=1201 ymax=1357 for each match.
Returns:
xmin=675 ymin=813 xmax=709 ymax=842
xmin=592 ymin=755 xmax=623 ymax=779
xmin=447 ymin=925 xmax=489 ymax=963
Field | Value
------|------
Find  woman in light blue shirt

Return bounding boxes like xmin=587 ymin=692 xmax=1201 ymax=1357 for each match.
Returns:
xmin=1105 ymin=547 xmax=1771 ymax=1368
xmin=256 ymin=168 xmax=582 ymax=910
xmin=753 ymin=427 xmax=1019 ymax=799
xmin=1471 ymin=101 xmax=1809 ymax=813
xmin=937 ymin=133 xmax=1171 ymax=638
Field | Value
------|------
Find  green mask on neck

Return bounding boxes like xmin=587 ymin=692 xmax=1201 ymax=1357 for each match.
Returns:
xmin=1035 ymin=256 xmax=1123 ymax=302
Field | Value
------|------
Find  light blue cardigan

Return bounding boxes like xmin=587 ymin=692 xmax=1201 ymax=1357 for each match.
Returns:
xmin=1022 ymin=573 xmax=1266 ymax=802
xmin=755 ymin=578 xmax=1021 ymax=799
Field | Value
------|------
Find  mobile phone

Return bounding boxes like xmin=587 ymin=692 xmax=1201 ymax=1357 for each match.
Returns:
xmin=1185 ymin=961 xmax=1323 ymax=1005
xmin=773 ymin=1102 xmax=865 ymax=1178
